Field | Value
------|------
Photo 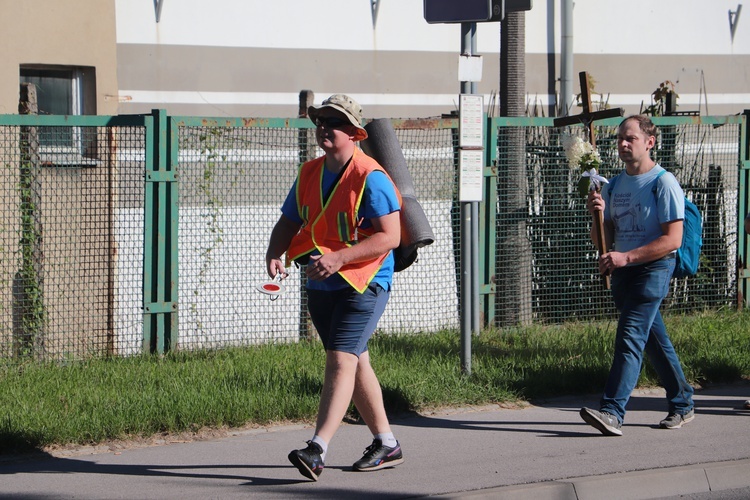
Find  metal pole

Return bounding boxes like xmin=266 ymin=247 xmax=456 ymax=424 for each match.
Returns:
xmin=460 ymin=22 xmax=477 ymax=375
xmin=460 ymin=23 xmax=474 ymax=100
xmin=460 ymin=203 xmax=472 ymax=375
xmin=560 ymin=0 xmax=574 ymax=116
xmin=470 ymin=31 xmax=481 ymax=340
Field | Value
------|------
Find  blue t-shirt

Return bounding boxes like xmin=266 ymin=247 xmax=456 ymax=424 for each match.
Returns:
xmin=603 ymin=165 xmax=684 ymax=255
xmin=281 ymin=168 xmax=400 ymax=291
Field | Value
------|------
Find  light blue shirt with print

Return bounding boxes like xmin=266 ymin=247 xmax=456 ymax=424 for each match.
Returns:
xmin=603 ymin=165 xmax=684 ymax=255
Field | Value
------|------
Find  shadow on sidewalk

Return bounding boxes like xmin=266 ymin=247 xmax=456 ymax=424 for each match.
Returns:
xmin=388 ymin=382 xmax=750 ymax=434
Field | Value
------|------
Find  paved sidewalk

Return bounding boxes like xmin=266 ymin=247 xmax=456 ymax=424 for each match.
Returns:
xmin=1 ymin=383 xmax=749 ymax=499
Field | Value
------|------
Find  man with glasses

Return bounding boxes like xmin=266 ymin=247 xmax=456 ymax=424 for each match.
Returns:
xmin=265 ymin=94 xmax=404 ymax=481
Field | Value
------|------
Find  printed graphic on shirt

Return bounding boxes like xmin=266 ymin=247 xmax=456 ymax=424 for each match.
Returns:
xmin=607 ymin=174 xmax=662 ymax=252
xmin=612 ymin=192 xmax=645 ymax=234
xmin=605 ymin=167 xmax=684 ymax=255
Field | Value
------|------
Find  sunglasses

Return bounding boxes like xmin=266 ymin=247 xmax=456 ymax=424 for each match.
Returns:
xmin=315 ymin=116 xmax=350 ymax=129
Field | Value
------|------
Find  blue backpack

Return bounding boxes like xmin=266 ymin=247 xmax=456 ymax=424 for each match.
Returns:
xmin=607 ymin=170 xmax=702 ymax=278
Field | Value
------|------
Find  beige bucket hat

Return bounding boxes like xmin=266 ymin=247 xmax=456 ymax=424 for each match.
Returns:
xmin=308 ymin=94 xmax=368 ymax=140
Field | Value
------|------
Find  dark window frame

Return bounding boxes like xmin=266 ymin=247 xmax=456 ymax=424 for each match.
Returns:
xmin=20 ymin=65 xmax=98 ymax=165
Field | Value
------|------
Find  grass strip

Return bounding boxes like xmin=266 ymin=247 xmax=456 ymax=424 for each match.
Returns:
xmin=0 ymin=309 xmax=747 ymax=454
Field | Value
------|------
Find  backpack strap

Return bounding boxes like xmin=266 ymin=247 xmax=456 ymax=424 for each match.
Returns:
xmin=652 ymin=169 xmax=667 ymax=193
xmin=652 ymin=168 xmax=667 ymax=209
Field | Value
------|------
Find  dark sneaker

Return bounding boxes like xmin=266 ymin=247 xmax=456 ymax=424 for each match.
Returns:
xmin=288 ymin=441 xmax=324 ymax=481
xmin=660 ymin=409 xmax=695 ymax=429
xmin=580 ymin=407 xmax=623 ymax=436
xmin=352 ymin=439 xmax=404 ymax=471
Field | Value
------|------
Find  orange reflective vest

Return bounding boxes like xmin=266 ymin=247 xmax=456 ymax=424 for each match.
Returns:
xmin=286 ymin=149 xmax=401 ymax=293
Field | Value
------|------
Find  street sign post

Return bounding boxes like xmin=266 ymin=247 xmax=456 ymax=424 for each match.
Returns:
xmin=423 ymin=0 xmax=532 ymax=375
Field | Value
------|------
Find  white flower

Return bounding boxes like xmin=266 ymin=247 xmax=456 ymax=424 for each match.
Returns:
xmin=562 ymin=134 xmax=601 ymax=171
xmin=563 ymin=134 xmax=606 ymax=197
xmin=582 ymin=168 xmax=609 ymax=191
xmin=562 ymin=135 xmax=585 ymax=167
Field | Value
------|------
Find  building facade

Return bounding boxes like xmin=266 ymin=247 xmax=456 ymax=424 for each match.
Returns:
xmin=0 ymin=0 xmax=118 ymax=116
xmin=1 ymin=0 xmax=748 ymax=119
xmin=114 ymin=0 xmax=750 ymax=119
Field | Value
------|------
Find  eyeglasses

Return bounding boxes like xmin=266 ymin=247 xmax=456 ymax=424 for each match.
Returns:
xmin=315 ymin=116 xmax=349 ymax=129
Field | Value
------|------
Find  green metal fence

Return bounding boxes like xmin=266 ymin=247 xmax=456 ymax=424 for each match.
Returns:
xmin=172 ymin=116 xmax=461 ymax=352
xmin=0 ymin=114 xmax=147 ymax=361
xmin=487 ymin=115 xmax=746 ymax=326
xmin=0 ymin=111 xmax=746 ymax=362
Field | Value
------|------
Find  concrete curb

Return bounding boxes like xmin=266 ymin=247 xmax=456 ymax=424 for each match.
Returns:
xmin=430 ymin=459 xmax=750 ymax=499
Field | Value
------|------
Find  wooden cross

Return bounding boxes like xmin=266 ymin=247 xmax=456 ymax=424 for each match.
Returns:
xmin=554 ymin=71 xmax=624 ymax=289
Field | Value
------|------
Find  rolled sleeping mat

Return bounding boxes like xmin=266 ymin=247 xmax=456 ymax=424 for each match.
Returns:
xmin=361 ymin=118 xmax=416 ymax=197
xmin=400 ymin=195 xmax=434 ymax=249
xmin=392 ymin=195 xmax=435 ymax=272
xmin=360 ymin=119 xmax=436 ymax=271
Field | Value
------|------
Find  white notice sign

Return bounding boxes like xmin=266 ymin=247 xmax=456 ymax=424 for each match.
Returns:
xmin=459 ymin=94 xmax=484 ymax=148
xmin=459 ymin=149 xmax=483 ymax=202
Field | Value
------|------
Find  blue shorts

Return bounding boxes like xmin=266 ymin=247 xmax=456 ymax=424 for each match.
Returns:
xmin=306 ymin=284 xmax=390 ymax=356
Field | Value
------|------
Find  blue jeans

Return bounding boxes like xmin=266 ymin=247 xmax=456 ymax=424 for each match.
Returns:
xmin=600 ymin=255 xmax=694 ymax=423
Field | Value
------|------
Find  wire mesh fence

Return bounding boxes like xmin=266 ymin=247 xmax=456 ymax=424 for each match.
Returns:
xmin=175 ymin=123 xmax=306 ymax=349
xmin=173 ymin=118 xmax=460 ymax=350
xmin=0 ymin=112 xmax=744 ymax=362
xmin=112 ymin=126 xmax=147 ymax=356
xmin=493 ymin=117 xmax=741 ymax=326
xmin=0 ymin=120 xmax=146 ymax=362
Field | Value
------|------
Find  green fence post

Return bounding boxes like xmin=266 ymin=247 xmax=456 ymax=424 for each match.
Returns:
xmin=168 ymin=115 xmax=179 ymax=349
xmin=143 ymin=109 xmax=178 ymax=354
xmin=143 ymin=113 xmax=155 ymax=352
xmin=482 ymin=116 xmax=498 ymax=326
xmin=739 ymin=111 xmax=750 ymax=307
